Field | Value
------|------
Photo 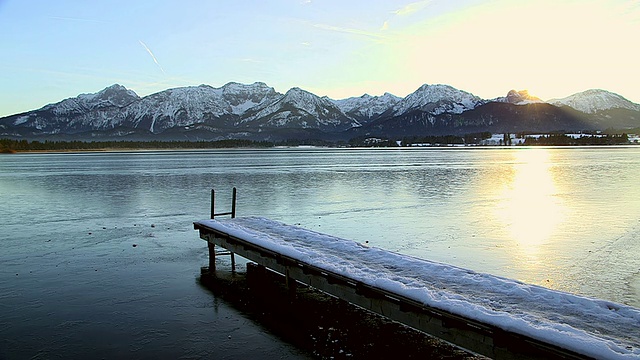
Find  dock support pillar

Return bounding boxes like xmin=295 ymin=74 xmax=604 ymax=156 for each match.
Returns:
xmin=285 ymin=268 xmax=298 ymax=300
xmin=247 ymin=263 xmax=267 ymax=290
xmin=230 ymin=187 xmax=236 ymax=273
xmin=208 ymin=242 xmax=216 ymax=272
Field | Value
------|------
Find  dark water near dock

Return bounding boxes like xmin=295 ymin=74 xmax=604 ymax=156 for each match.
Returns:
xmin=1 ymin=147 xmax=639 ymax=358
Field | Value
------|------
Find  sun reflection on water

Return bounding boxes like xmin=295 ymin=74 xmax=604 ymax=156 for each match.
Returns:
xmin=494 ymin=148 xmax=565 ymax=259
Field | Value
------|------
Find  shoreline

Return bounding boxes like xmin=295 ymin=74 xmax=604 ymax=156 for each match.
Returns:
xmin=2 ymin=143 xmax=639 ymax=154
xmin=1 ymin=147 xmax=264 ymax=154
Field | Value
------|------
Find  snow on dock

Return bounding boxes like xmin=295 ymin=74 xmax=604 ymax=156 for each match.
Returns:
xmin=194 ymin=216 xmax=640 ymax=359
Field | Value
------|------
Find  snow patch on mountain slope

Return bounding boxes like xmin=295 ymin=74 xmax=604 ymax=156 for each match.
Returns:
xmin=13 ymin=115 xmax=30 ymax=126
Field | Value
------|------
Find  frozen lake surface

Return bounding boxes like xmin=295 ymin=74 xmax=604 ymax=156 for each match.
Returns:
xmin=1 ymin=146 xmax=639 ymax=357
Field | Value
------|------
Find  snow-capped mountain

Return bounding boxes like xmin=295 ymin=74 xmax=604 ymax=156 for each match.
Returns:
xmin=392 ymin=84 xmax=484 ymax=116
xmin=3 ymin=82 xmax=282 ymax=135
xmin=2 ymin=82 xmax=639 ymax=141
xmin=222 ymin=82 xmax=281 ymax=115
xmin=330 ymin=92 xmax=401 ymax=123
xmin=6 ymin=84 xmax=140 ymax=134
xmin=46 ymin=84 xmax=140 ymax=114
xmin=549 ymin=89 xmax=640 ymax=114
xmin=494 ymin=90 xmax=544 ymax=105
xmin=239 ymin=87 xmax=359 ymax=131
xmin=122 ymin=82 xmax=280 ymax=133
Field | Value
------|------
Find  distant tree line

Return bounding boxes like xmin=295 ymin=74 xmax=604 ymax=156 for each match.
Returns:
xmin=347 ymin=137 xmax=397 ymax=147
xmin=1 ymin=132 xmax=634 ymax=152
xmin=0 ymin=138 xmax=274 ymax=152
xmin=349 ymin=132 xmax=492 ymax=147
xmin=402 ymin=135 xmax=465 ymax=145
xmin=523 ymin=134 xmax=629 ymax=146
xmin=272 ymin=138 xmax=341 ymax=147
xmin=401 ymin=132 xmax=493 ymax=146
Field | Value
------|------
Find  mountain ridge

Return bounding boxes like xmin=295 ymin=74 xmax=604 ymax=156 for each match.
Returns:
xmin=1 ymin=82 xmax=639 ymax=141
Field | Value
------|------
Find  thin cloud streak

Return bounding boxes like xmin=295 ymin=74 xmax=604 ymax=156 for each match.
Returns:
xmin=138 ymin=40 xmax=166 ymax=75
xmin=48 ymin=16 xmax=111 ymax=24
xmin=239 ymin=58 xmax=263 ymax=63
xmin=393 ymin=0 xmax=432 ymax=16
xmin=313 ymin=23 xmax=386 ymax=40
xmin=380 ymin=1 xmax=432 ymax=33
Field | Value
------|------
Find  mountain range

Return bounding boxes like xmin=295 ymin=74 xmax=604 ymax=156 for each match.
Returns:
xmin=1 ymin=82 xmax=639 ymax=141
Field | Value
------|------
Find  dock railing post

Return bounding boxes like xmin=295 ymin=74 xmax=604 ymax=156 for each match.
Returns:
xmin=210 ymin=189 xmax=215 ymax=219
xmin=230 ymin=187 xmax=236 ymax=271
xmin=207 ymin=188 xmax=237 ymax=273
xmin=231 ymin=187 xmax=236 ymax=219
xmin=208 ymin=189 xmax=216 ymax=271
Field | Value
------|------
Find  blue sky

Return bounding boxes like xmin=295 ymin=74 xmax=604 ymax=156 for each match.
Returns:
xmin=1 ymin=0 xmax=639 ymax=117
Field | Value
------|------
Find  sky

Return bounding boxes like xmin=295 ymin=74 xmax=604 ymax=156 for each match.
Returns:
xmin=1 ymin=0 xmax=639 ymax=117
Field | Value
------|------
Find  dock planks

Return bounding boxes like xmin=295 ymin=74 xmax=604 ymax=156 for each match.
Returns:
xmin=194 ymin=216 xmax=639 ymax=360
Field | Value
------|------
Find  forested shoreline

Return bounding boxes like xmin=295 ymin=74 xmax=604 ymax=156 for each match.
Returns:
xmin=0 ymin=133 xmax=636 ymax=153
xmin=0 ymin=139 xmax=274 ymax=153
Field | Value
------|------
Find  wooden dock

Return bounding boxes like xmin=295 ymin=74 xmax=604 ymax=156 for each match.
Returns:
xmin=193 ymin=189 xmax=639 ymax=360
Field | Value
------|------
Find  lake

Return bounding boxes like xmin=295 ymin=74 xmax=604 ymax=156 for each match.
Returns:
xmin=1 ymin=146 xmax=639 ymax=358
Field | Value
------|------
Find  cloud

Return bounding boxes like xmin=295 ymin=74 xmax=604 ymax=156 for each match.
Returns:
xmin=379 ymin=1 xmax=431 ymax=32
xmin=239 ymin=58 xmax=263 ymax=63
xmin=393 ymin=0 xmax=432 ymax=16
xmin=313 ymin=23 xmax=385 ymax=39
xmin=138 ymin=40 xmax=165 ymax=75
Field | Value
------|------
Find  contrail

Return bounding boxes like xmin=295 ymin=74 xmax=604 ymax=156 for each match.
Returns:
xmin=49 ymin=16 xmax=111 ymax=24
xmin=139 ymin=40 xmax=165 ymax=75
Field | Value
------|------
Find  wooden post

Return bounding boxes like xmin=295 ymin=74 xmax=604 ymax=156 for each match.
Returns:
xmin=231 ymin=187 xmax=237 ymax=218
xmin=209 ymin=189 xmax=216 ymax=273
xmin=230 ymin=187 xmax=237 ymax=272
xmin=231 ymin=253 xmax=236 ymax=272
xmin=208 ymin=188 xmax=237 ymax=273
xmin=210 ymin=189 xmax=215 ymax=219
xmin=285 ymin=268 xmax=298 ymax=300
xmin=208 ymin=242 xmax=216 ymax=272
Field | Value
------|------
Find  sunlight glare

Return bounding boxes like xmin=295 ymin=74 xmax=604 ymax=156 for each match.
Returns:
xmin=494 ymin=148 xmax=565 ymax=258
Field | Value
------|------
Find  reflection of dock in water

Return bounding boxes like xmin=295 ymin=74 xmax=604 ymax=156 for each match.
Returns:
xmin=194 ymin=189 xmax=640 ymax=360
